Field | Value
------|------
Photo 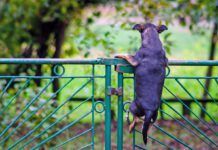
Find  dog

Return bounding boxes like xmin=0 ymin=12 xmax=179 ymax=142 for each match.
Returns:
xmin=115 ymin=23 xmax=168 ymax=145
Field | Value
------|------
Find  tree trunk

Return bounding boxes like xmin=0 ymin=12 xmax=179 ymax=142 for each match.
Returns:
xmin=51 ymin=21 xmax=68 ymax=99
xmin=15 ymin=45 xmax=34 ymax=75
xmin=35 ymin=43 xmax=48 ymax=86
xmin=201 ymin=22 xmax=217 ymax=119
xmin=35 ymin=21 xmax=55 ymax=86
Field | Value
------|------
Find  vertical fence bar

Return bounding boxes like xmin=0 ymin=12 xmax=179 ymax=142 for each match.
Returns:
xmin=91 ymin=65 xmax=95 ymax=150
xmin=105 ymin=65 xmax=111 ymax=150
xmin=117 ymin=72 xmax=123 ymax=150
xmin=132 ymin=131 xmax=136 ymax=150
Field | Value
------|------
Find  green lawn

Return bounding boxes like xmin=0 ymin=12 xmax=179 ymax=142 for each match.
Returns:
xmin=89 ymin=24 xmax=217 ymax=59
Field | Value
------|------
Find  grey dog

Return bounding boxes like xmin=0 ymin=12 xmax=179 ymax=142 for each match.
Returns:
xmin=116 ymin=23 xmax=168 ymax=145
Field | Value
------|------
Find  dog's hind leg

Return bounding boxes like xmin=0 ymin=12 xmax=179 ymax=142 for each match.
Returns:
xmin=128 ymin=101 xmax=143 ymax=133
xmin=129 ymin=116 xmax=139 ymax=133
xmin=142 ymin=110 xmax=153 ymax=145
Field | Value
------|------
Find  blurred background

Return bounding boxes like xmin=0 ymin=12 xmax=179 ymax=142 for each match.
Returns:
xmin=0 ymin=0 xmax=217 ymax=60
xmin=0 ymin=0 xmax=217 ymax=149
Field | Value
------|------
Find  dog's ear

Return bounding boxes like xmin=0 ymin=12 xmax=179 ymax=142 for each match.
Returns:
xmin=156 ymin=25 xmax=168 ymax=33
xmin=132 ymin=24 xmax=145 ymax=32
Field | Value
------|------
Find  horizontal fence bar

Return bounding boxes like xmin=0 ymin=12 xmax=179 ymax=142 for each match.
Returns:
xmin=0 ymin=58 xmax=102 ymax=65
xmin=67 ymin=97 xmax=217 ymax=103
xmin=124 ymin=76 xmax=218 ymax=79
xmin=2 ymin=76 xmax=216 ymax=79
xmin=0 ymin=76 xmax=105 ymax=79
xmin=168 ymin=60 xmax=218 ymax=66
xmin=0 ymin=58 xmax=218 ymax=66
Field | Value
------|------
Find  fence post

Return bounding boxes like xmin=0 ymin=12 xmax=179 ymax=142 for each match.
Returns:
xmin=117 ymin=72 xmax=123 ymax=150
xmin=105 ymin=65 xmax=111 ymax=150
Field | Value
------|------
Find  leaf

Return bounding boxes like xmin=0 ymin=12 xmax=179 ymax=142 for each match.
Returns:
xmin=164 ymin=45 xmax=171 ymax=55
xmin=84 ymin=51 xmax=90 ymax=58
xmin=104 ymin=31 xmax=110 ymax=37
xmin=93 ymin=11 xmax=101 ymax=17
xmin=164 ymin=33 xmax=172 ymax=40
xmin=86 ymin=17 xmax=94 ymax=24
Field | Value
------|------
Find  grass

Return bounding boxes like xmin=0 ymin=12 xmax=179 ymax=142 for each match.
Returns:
xmin=89 ymin=24 xmax=218 ymax=60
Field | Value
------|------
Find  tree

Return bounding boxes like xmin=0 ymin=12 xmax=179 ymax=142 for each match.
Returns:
xmin=0 ymin=0 xmax=107 ymax=97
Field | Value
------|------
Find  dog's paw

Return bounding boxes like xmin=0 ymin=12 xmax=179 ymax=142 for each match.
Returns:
xmin=114 ymin=54 xmax=128 ymax=58
xmin=129 ymin=60 xmax=139 ymax=66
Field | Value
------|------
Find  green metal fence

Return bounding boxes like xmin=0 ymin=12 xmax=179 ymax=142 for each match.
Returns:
xmin=0 ymin=58 xmax=217 ymax=150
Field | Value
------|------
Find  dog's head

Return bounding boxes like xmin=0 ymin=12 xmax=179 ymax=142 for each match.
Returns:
xmin=132 ymin=23 xmax=167 ymax=34
xmin=132 ymin=23 xmax=167 ymax=48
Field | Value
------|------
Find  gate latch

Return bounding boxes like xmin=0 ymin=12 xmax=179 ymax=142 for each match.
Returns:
xmin=108 ymin=87 xmax=123 ymax=96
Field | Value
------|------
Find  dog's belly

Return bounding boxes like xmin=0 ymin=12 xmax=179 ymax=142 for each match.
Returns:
xmin=134 ymin=64 xmax=165 ymax=111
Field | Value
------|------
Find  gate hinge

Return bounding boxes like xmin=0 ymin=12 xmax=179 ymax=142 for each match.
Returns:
xmin=107 ymin=87 xmax=123 ymax=96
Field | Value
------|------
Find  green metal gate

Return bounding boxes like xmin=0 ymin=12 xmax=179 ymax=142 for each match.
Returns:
xmin=0 ymin=58 xmax=217 ymax=149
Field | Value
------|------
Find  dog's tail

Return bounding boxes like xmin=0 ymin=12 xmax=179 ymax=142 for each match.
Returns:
xmin=142 ymin=110 xmax=153 ymax=145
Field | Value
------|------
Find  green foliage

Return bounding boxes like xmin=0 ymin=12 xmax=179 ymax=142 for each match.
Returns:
xmin=116 ymin=0 xmax=217 ymax=28
xmin=0 ymin=0 xmax=71 ymax=57
xmin=112 ymin=0 xmax=217 ymax=53
xmin=0 ymin=0 xmax=107 ymax=58
xmin=0 ymin=0 xmax=216 ymax=57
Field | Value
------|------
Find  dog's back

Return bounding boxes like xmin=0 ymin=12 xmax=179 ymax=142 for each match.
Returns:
xmin=133 ymin=25 xmax=166 ymax=112
xmin=129 ymin=23 xmax=167 ymax=144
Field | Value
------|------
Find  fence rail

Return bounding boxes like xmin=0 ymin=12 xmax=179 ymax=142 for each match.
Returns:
xmin=0 ymin=58 xmax=218 ymax=65
xmin=0 ymin=58 xmax=217 ymax=150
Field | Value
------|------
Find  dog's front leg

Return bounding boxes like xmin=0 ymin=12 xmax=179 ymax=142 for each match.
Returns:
xmin=115 ymin=54 xmax=139 ymax=66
